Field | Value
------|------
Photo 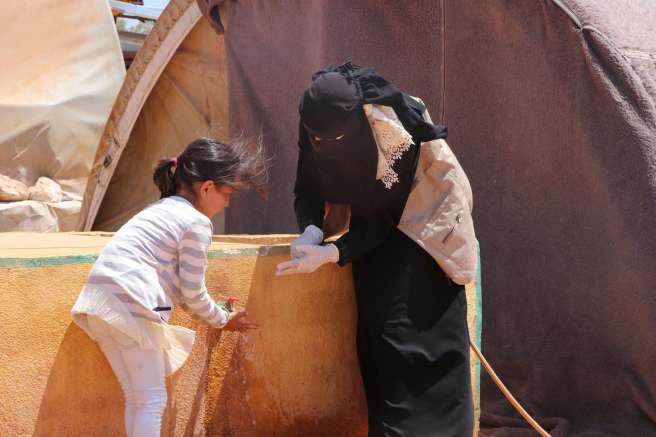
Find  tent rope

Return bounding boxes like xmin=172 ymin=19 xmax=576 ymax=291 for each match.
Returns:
xmin=470 ymin=340 xmax=551 ymax=437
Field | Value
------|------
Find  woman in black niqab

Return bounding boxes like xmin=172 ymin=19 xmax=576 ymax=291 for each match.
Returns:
xmin=279 ymin=62 xmax=473 ymax=437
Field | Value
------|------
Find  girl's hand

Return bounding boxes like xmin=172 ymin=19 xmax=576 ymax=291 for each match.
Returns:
xmin=223 ymin=310 xmax=258 ymax=332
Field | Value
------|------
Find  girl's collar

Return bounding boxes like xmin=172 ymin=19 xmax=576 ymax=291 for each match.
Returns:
xmin=169 ymin=195 xmax=193 ymax=207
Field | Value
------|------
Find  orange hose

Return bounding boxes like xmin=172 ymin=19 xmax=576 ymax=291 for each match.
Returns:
xmin=470 ymin=340 xmax=551 ymax=437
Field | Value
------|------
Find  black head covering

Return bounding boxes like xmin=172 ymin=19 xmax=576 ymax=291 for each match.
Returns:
xmin=299 ymin=71 xmax=360 ymax=139
xmin=300 ymin=62 xmax=447 ymax=142
xmin=298 ymin=62 xmax=447 ymax=203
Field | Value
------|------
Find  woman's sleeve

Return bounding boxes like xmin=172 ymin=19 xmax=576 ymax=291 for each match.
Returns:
xmin=293 ymin=124 xmax=326 ymax=231
xmin=177 ymin=219 xmax=229 ymax=328
xmin=332 ymin=207 xmax=401 ymax=266
xmin=332 ymin=141 xmax=420 ymax=266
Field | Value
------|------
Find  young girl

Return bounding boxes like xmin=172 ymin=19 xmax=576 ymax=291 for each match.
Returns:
xmin=71 ymin=137 xmax=266 ymax=437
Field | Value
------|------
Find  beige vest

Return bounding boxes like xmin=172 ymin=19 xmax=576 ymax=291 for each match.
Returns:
xmin=397 ymin=109 xmax=477 ymax=285
xmin=323 ymin=108 xmax=478 ymax=285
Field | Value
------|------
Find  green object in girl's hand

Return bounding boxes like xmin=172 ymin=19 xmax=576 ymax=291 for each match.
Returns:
xmin=219 ymin=299 xmax=233 ymax=312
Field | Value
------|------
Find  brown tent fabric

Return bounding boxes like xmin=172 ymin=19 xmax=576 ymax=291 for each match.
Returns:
xmin=200 ymin=1 xmax=656 ymax=435
xmin=445 ymin=2 xmax=656 ymax=436
xmin=218 ymin=0 xmax=445 ymax=233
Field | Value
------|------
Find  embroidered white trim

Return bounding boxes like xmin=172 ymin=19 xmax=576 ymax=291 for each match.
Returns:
xmin=363 ymin=104 xmax=414 ymax=189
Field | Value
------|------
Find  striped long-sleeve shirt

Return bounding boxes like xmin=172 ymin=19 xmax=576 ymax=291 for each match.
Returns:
xmin=76 ymin=196 xmax=229 ymax=328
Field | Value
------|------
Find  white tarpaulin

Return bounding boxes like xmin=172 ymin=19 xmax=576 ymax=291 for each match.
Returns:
xmin=0 ymin=0 xmax=125 ymax=231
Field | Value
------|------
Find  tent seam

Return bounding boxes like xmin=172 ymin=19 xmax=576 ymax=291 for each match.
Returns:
xmin=548 ymin=1 xmax=656 ymax=123
xmin=548 ymin=0 xmax=582 ymax=29
xmin=582 ymin=25 xmax=656 ymax=126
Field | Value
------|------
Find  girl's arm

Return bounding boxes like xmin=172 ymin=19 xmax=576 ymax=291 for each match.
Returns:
xmin=177 ymin=219 xmax=229 ymax=328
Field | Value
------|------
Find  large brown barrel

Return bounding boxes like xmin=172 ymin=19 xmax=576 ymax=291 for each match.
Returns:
xmin=0 ymin=233 xmax=481 ymax=436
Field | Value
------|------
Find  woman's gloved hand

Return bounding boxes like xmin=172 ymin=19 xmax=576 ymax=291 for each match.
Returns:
xmin=290 ymin=225 xmax=324 ymax=258
xmin=276 ymin=244 xmax=339 ymax=276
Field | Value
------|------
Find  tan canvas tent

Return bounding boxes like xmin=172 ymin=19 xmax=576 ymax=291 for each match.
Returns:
xmin=79 ymin=0 xmax=229 ymax=233
xmin=0 ymin=0 xmax=125 ymax=231
xmin=0 ymin=232 xmax=482 ymax=436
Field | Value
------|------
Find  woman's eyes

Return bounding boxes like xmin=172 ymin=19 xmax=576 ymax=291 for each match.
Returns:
xmin=313 ymin=134 xmax=345 ymax=142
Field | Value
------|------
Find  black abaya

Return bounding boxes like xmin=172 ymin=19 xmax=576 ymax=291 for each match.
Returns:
xmin=293 ymin=64 xmax=473 ymax=436
xmin=353 ymin=229 xmax=473 ymax=437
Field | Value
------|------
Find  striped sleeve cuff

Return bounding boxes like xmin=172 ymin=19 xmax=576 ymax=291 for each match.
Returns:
xmin=182 ymin=290 xmax=230 ymax=328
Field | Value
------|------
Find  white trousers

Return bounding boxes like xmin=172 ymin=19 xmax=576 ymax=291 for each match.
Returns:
xmin=88 ymin=316 xmax=168 ymax=437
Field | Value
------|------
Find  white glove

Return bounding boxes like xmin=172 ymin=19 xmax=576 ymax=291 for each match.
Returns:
xmin=276 ymin=244 xmax=339 ymax=276
xmin=290 ymin=225 xmax=324 ymax=258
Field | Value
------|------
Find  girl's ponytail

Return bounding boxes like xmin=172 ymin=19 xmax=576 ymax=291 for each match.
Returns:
xmin=153 ymin=157 xmax=177 ymax=198
xmin=152 ymin=137 xmax=268 ymax=200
